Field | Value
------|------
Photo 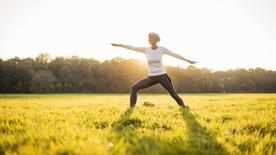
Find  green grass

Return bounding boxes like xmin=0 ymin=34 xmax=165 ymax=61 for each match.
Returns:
xmin=0 ymin=94 xmax=276 ymax=155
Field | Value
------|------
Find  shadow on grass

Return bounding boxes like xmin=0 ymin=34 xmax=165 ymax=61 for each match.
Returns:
xmin=180 ymin=108 xmax=229 ymax=155
xmin=108 ymin=107 xmax=229 ymax=155
xmin=109 ymin=108 xmax=184 ymax=155
xmin=111 ymin=108 xmax=136 ymax=131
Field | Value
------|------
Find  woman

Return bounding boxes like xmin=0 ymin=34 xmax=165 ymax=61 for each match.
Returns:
xmin=111 ymin=32 xmax=197 ymax=108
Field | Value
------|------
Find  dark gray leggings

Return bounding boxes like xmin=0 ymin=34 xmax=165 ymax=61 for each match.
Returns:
xmin=130 ymin=73 xmax=185 ymax=107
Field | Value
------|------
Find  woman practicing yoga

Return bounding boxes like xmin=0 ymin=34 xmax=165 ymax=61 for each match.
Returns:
xmin=111 ymin=32 xmax=197 ymax=108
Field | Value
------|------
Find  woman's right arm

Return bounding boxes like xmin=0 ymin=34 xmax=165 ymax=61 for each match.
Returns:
xmin=111 ymin=43 xmax=145 ymax=53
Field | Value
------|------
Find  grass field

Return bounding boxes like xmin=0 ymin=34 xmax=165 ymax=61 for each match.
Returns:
xmin=0 ymin=94 xmax=276 ymax=155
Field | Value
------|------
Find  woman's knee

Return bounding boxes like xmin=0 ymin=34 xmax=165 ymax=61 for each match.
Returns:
xmin=131 ymin=84 xmax=139 ymax=92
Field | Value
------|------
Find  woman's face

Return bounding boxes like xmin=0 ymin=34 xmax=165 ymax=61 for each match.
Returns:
xmin=148 ymin=34 xmax=159 ymax=45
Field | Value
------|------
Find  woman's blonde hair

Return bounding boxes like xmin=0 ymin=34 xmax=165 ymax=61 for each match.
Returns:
xmin=148 ymin=32 xmax=160 ymax=42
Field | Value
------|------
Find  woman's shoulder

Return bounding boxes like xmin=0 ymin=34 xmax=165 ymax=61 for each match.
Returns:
xmin=159 ymin=46 xmax=167 ymax=49
xmin=158 ymin=46 xmax=169 ymax=52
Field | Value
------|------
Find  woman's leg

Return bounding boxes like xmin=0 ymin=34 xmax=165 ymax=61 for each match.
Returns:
xmin=159 ymin=74 xmax=185 ymax=107
xmin=130 ymin=77 xmax=157 ymax=107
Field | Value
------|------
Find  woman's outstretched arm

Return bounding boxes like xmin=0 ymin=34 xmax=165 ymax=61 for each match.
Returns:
xmin=111 ymin=43 xmax=145 ymax=53
xmin=164 ymin=48 xmax=197 ymax=64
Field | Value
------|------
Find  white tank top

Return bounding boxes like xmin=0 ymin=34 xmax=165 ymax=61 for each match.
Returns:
xmin=145 ymin=46 xmax=167 ymax=76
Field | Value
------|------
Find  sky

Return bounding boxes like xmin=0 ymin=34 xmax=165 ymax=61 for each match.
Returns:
xmin=0 ymin=0 xmax=275 ymax=71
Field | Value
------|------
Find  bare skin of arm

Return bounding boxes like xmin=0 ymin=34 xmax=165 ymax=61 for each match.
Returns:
xmin=111 ymin=43 xmax=145 ymax=53
xmin=111 ymin=43 xmax=197 ymax=64
xmin=164 ymin=49 xmax=197 ymax=64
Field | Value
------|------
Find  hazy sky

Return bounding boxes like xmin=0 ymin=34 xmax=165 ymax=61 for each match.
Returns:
xmin=0 ymin=0 xmax=275 ymax=71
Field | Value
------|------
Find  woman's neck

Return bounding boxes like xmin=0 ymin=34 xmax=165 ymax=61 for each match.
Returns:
xmin=150 ymin=44 xmax=158 ymax=49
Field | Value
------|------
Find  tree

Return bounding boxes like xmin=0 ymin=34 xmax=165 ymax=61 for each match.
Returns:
xmin=35 ymin=53 xmax=51 ymax=64
xmin=34 ymin=53 xmax=51 ymax=71
xmin=31 ymin=70 xmax=59 ymax=93
xmin=0 ymin=55 xmax=276 ymax=93
xmin=59 ymin=65 xmax=73 ymax=92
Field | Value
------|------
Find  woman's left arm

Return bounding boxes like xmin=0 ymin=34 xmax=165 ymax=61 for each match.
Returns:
xmin=163 ymin=48 xmax=197 ymax=64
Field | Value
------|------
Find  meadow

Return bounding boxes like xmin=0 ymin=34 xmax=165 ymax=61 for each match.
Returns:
xmin=0 ymin=94 xmax=275 ymax=155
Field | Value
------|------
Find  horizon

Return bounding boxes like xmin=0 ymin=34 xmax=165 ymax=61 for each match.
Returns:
xmin=1 ymin=0 xmax=275 ymax=71
xmin=1 ymin=53 xmax=275 ymax=72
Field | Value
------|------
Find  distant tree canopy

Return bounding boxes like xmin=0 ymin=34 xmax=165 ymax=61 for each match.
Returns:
xmin=0 ymin=53 xmax=276 ymax=93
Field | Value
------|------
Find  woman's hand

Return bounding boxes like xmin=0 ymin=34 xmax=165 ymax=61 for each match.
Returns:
xmin=187 ymin=60 xmax=197 ymax=64
xmin=111 ymin=43 xmax=122 ymax=47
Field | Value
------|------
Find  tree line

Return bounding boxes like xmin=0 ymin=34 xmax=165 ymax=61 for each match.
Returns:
xmin=0 ymin=53 xmax=276 ymax=93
